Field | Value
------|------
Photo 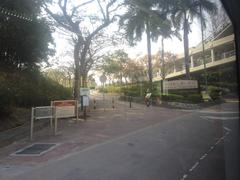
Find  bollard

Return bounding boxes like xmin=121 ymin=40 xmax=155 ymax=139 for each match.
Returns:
xmin=112 ymin=97 xmax=115 ymax=109
xmin=129 ymin=96 xmax=132 ymax=108
xmin=30 ymin=107 xmax=34 ymax=141
xmin=93 ymin=98 xmax=96 ymax=109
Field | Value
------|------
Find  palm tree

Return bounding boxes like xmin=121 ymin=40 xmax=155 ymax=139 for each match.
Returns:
xmin=120 ymin=0 xmax=167 ymax=89
xmin=171 ymin=0 xmax=216 ymax=79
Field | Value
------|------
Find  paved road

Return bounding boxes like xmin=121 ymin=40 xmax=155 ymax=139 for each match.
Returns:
xmin=6 ymin=101 xmax=239 ymax=180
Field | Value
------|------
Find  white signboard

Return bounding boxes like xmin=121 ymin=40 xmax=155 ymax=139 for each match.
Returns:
xmin=80 ymin=88 xmax=90 ymax=96
xmin=51 ymin=100 xmax=77 ymax=118
xmin=164 ymin=80 xmax=198 ymax=90
xmin=82 ymin=96 xmax=89 ymax=106
xmin=55 ymin=106 xmax=75 ymax=118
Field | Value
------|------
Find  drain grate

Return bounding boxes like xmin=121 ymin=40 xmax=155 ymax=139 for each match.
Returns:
xmin=12 ymin=143 xmax=58 ymax=156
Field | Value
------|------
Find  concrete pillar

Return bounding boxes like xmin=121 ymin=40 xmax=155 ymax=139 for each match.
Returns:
xmin=190 ymin=56 xmax=194 ymax=68
xmin=173 ymin=60 xmax=176 ymax=73
xmin=211 ymin=49 xmax=215 ymax=62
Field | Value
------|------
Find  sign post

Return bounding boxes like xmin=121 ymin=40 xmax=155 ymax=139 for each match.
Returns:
xmin=100 ymin=74 xmax=107 ymax=111
xmin=80 ymin=88 xmax=90 ymax=120
xmin=163 ymin=80 xmax=198 ymax=91
xmin=51 ymin=100 xmax=78 ymax=134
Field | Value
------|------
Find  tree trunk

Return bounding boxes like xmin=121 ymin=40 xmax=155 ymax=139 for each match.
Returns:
xmin=183 ymin=14 xmax=190 ymax=79
xmin=161 ymin=37 xmax=165 ymax=80
xmin=160 ymin=37 xmax=165 ymax=96
xmin=73 ymin=38 xmax=81 ymax=100
xmin=82 ymin=73 xmax=88 ymax=87
xmin=200 ymin=4 xmax=208 ymax=91
xmin=146 ymin=20 xmax=153 ymax=89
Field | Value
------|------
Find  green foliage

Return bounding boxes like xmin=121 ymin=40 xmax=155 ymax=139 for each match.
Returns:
xmin=161 ymin=93 xmax=202 ymax=103
xmin=207 ymin=85 xmax=228 ymax=100
xmin=0 ymin=0 xmax=55 ymax=70
xmin=161 ymin=94 xmax=184 ymax=102
xmin=185 ymin=94 xmax=203 ymax=103
xmin=211 ymin=82 xmax=237 ymax=92
xmin=0 ymin=70 xmax=71 ymax=116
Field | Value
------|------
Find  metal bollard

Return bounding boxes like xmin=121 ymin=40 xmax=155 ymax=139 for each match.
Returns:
xmin=112 ymin=97 xmax=115 ymax=109
xmin=93 ymin=98 xmax=96 ymax=109
xmin=129 ymin=96 xmax=132 ymax=108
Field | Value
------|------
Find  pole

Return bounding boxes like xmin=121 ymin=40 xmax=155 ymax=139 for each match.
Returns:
xmin=200 ymin=3 xmax=208 ymax=92
xmin=94 ymin=98 xmax=96 ymax=109
xmin=30 ymin=107 xmax=34 ymax=141
xmin=102 ymin=83 xmax=105 ymax=111
xmin=112 ymin=97 xmax=114 ymax=109
xmin=54 ymin=107 xmax=58 ymax=135
xmin=129 ymin=96 xmax=132 ymax=108
xmin=76 ymin=100 xmax=79 ymax=121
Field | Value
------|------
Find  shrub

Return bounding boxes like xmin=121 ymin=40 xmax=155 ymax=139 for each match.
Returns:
xmin=185 ymin=94 xmax=203 ymax=103
xmin=161 ymin=94 xmax=184 ymax=102
xmin=0 ymin=70 xmax=72 ymax=113
xmin=208 ymin=86 xmax=222 ymax=100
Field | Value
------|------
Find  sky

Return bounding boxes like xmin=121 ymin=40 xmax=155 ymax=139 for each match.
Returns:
xmin=52 ymin=18 xmax=202 ymax=64
xmin=48 ymin=0 xmax=216 ymax=84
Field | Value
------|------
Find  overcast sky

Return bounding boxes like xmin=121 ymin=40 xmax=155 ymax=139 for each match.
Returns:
xmin=49 ymin=0 xmax=208 ymax=67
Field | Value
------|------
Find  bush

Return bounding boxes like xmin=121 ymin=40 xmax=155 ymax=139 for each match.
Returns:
xmin=208 ymin=86 xmax=222 ymax=100
xmin=161 ymin=94 xmax=184 ymax=102
xmin=185 ymin=94 xmax=203 ymax=103
xmin=0 ymin=70 xmax=72 ymax=113
xmin=210 ymin=82 xmax=237 ymax=92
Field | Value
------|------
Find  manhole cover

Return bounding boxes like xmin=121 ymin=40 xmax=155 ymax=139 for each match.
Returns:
xmin=12 ymin=143 xmax=58 ymax=156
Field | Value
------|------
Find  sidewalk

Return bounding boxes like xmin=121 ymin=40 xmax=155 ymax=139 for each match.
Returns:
xmin=0 ymin=102 xmax=187 ymax=167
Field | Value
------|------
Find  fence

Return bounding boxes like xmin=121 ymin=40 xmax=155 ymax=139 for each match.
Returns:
xmin=30 ymin=100 xmax=78 ymax=140
xmin=30 ymin=106 xmax=54 ymax=140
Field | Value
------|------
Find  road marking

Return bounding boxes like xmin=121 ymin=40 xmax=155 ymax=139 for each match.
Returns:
xmin=200 ymin=153 xmax=208 ymax=160
xmin=179 ymin=131 xmax=230 ymax=180
xmin=208 ymin=146 xmax=214 ymax=152
xmin=189 ymin=162 xmax=199 ymax=172
xmin=200 ymin=116 xmax=239 ymax=120
xmin=199 ymin=111 xmax=239 ymax=114
xmin=181 ymin=110 xmax=239 ymax=114
xmin=215 ymin=139 xmax=222 ymax=145
xmin=223 ymin=126 xmax=231 ymax=132
xmin=180 ymin=174 xmax=188 ymax=180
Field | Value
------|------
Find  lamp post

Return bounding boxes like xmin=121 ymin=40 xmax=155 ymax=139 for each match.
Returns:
xmin=100 ymin=74 xmax=107 ymax=111
xmin=200 ymin=2 xmax=208 ymax=92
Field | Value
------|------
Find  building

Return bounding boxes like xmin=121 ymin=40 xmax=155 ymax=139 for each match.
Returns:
xmin=153 ymin=23 xmax=236 ymax=81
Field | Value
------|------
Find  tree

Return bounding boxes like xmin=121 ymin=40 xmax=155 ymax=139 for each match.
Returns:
xmin=153 ymin=51 xmax=177 ymax=78
xmin=171 ymin=0 xmax=216 ymax=79
xmin=44 ymin=65 xmax=74 ymax=88
xmin=206 ymin=1 xmax=230 ymax=38
xmin=0 ymin=0 xmax=55 ymax=70
xmin=120 ymin=0 xmax=167 ymax=89
xmin=43 ymin=0 xmax=122 ymax=100
xmin=101 ymin=50 xmax=129 ymax=84
xmin=124 ymin=59 xmax=146 ymax=83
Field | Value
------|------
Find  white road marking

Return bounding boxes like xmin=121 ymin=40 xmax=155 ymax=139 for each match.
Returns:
xmin=199 ymin=111 xmax=239 ymax=114
xmin=180 ymin=174 xmax=188 ymax=180
xmin=179 ymin=131 xmax=231 ymax=180
xmin=215 ymin=139 xmax=221 ymax=145
xmin=189 ymin=162 xmax=199 ymax=172
xmin=223 ymin=126 xmax=231 ymax=132
xmin=181 ymin=110 xmax=239 ymax=114
xmin=200 ymin=153 xmax=208 ymax=160
xmin=201 ymin=116 xmax=239 ymax=120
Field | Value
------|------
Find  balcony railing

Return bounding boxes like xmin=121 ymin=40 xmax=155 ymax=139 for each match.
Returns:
xmin=154 ymin=49 xmax=236 ymax=80
xmin=215 ymin=50 xmax=235 ymax=61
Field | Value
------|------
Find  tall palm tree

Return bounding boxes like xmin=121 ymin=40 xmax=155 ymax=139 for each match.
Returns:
xmin=171 ymin=0 xmax=216 ymax=79
xmin=120 ymin=0 xmax=167 ymax=89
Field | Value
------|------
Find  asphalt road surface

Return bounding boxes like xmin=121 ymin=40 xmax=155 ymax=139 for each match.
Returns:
xmin=7 ymin=102 xmax=240 ymax=180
